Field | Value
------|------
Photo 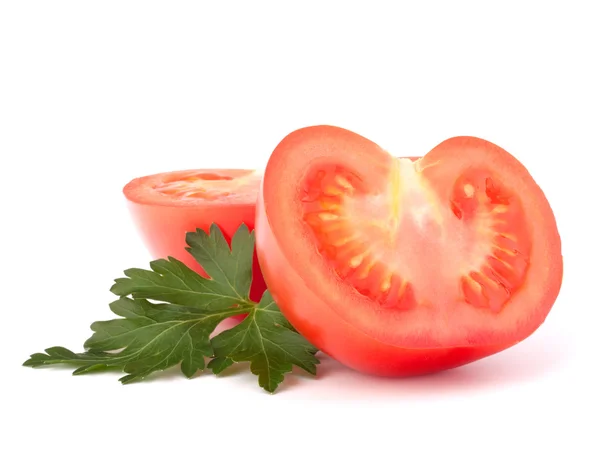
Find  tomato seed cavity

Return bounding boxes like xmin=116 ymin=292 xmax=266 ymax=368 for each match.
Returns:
xmin=453 ymin=169 xmax=531 ymax=312
xmin=301 ymin=164 xmax=416 ymax=311
xmin=154 ymin=172 xmax=240 ymax=200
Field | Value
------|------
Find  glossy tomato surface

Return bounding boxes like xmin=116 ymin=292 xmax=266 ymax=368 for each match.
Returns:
xmin=256 ymin=125 xmax=563 ymax=376
xmin=124 ymin=168 xmax=266 ymax=301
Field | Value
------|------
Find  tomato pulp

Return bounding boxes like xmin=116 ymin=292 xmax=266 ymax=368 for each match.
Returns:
xmin=124 ymin=168 xmax=267 ymax=301
xmin=256 ymin=125 xmax=563 ymax=376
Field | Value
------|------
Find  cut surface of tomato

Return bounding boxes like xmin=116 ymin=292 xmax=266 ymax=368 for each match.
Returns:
xmin=256 ymin=125 xmax=562 ymax=376
xmin=124 ymin=168 xmax=266 ymax=301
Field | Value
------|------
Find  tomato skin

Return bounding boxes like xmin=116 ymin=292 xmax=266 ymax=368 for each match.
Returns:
xmin=124 ymin=169 xmax=266 ymax=302
xmin=256 ymin=125 xmax=562 ymax=376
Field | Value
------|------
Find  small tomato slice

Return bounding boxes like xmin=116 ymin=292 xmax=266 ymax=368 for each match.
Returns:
xmin=256 ymin=126 xmax=562 ymax=376
xmin=124 ymin=168 xmax=266 ymax=301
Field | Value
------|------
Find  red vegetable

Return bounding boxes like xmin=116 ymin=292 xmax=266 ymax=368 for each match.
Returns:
xmin=256 ymin=125 xmax=563 ymax=376
xmin=124 ymin=168 xmax=266 ymax=301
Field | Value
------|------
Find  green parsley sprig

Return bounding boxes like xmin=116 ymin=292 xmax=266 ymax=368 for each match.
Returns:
xmin=23 ymin=224 xmax=319 ymax=393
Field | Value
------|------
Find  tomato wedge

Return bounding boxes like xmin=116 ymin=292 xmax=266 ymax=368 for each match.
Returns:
xmin=124 ymin=168 xmax=266 ymax=301
xmin=256 ymin=125 xmax=563 ymax=376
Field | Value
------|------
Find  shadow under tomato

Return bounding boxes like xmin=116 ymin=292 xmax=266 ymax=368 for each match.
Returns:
xmin=302 ymin=329 xmax=572 ymax=399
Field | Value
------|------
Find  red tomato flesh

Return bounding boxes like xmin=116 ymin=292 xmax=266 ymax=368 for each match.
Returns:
xmin=256 ymin=126 xmax=562 ymax=376
xmin=124 ymin=168 xmax=266 ymax=301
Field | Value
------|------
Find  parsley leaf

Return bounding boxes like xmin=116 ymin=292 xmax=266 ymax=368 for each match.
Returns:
xmin=23 ymin=224 xmax=319 ymax=392
xmin=209 ymin=291 xmax=319 ymax=392
xmin=24 ymin=296 xmax=240 ymax=382
xmin=109 ymin=223 xmax=255 ymax=311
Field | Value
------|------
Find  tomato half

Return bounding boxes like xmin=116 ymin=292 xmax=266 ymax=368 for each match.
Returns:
xmin=124 ymin=168 xmax=266 ymax=301
xmin=256 ymin=125 xmax=563 ymax=376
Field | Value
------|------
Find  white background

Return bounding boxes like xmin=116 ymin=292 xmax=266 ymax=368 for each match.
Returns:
xmin=1 ymin=1 xmax=598 ymax=448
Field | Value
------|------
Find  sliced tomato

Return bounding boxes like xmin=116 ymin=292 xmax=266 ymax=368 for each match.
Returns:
xmin=124 ymin=168 xmax=266 ymax=301
xmin=256 ymin=125 xmax=562 ymax=376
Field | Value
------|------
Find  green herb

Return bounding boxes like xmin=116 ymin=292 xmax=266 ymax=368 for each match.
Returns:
xmin=23 ymin=224 xmax=319 ymax=393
